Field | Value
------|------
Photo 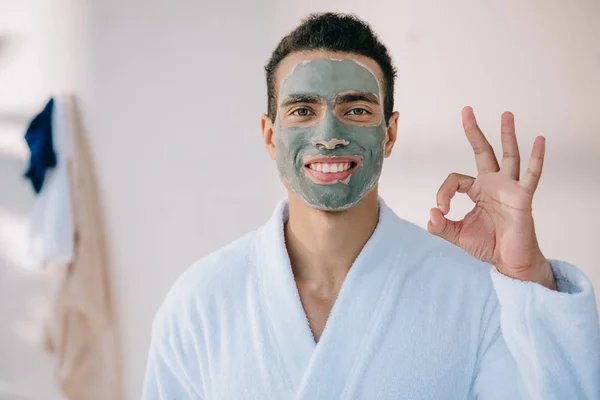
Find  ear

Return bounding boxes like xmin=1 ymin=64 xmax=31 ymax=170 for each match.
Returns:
xmin=261 ymin=114 xmax=277 ymax=160
xmin=384 ymin=111 xmax=399 ymax=157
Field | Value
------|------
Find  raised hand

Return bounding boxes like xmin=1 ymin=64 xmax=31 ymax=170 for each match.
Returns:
xmin=427 ymin=107 xmax=556 ymax=290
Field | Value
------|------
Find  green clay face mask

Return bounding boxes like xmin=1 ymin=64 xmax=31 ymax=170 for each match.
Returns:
xmin=274 ymin=58 xmax=387 ymax=211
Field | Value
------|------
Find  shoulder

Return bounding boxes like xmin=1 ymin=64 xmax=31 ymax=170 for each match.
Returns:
xmin=390 ymin=217 xmax=500 ymax=336
xmin=152 ymin=229 xmax=259 ymax=337
xmin=397 ymin=216 xmax=493 ymax=278
xmin=391 ymin=215 xmax=497 ymax=305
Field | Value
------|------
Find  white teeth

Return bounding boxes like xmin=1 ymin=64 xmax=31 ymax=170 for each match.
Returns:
xmin=308 ymin=162 xmax=353 ymax=173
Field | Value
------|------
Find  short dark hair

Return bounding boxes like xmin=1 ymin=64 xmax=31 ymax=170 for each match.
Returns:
xmin=265 ymin=12 xmax=397 ymax=124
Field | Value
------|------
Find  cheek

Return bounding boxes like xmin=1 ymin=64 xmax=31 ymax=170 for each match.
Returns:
xmin=274 ymin=125 xmax=292 ymax=155
xmin=275 ymin=127 xmax=315 ymax=165
xmin=351 ymin=126 xmax=387 ymax=153
xmin=275 ymin=127 xmax=312 ymax=172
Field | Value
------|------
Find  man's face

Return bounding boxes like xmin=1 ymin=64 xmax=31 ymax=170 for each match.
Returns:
xmin=273 ymin=55 xmax=388 ymax=211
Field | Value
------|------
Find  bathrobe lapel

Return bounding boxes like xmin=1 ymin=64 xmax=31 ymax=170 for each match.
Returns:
xmin=257 ymin=200 xmax=316 ymax=394
xmin=257 ymin=199 xmax=410 ymax=398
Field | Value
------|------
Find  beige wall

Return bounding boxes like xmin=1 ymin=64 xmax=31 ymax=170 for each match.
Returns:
xmin=1 ymin=0 xmax=599 ymax=399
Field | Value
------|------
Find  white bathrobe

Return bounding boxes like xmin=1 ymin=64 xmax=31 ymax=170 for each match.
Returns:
xmin=143 ymin=198 xmax=600 ymax=399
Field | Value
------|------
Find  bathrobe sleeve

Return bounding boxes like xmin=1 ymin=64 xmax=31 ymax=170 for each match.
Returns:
xmin=472 ymin=260 xmax=600 ymax=399
xmin=142 ymin=317 xmax=203 ymax=400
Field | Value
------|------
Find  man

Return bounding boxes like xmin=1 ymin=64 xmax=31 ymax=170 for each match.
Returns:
xmin=143 ymin=13 xmax=600 ymax=399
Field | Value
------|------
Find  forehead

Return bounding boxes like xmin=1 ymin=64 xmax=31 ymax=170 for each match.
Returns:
xmin=279 ymin=58 xmax=380 ymax=101
xmin=275 ymin=51 xmax=385 ymax=101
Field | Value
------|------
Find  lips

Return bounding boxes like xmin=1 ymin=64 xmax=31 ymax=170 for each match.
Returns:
xmin=302 ymin=155 xmax=364 ymax=184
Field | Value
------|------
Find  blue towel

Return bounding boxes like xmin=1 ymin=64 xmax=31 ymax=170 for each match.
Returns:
xmin=24 ymin=98 xmax=57 ymax=194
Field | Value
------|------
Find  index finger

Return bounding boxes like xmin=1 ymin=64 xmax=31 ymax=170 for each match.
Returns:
xmin=462 ymin=106 xmax=500 ymax=174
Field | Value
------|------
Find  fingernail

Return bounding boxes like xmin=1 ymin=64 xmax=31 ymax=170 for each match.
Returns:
xmin=429 ymin=210 xmax=437 ymax=226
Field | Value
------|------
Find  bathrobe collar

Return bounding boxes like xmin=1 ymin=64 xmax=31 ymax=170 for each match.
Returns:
xmin=257 ymin=197 xmax=411 ymax=398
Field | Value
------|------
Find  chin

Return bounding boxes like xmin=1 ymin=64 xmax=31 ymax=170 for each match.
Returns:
xmin=305 ymin=198 xmax=360 ymax=212
xmin=294 ymin=189 xmax=366 ymax=213
xmin=282 ymin=175 xmax=379 ymax=213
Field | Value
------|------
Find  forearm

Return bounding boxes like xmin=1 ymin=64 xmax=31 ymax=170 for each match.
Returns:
xmin=490 ymin=259 xmax=600 ymax=399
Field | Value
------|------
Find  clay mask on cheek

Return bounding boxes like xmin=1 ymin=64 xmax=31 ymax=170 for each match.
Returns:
xmin=274 ymin=59 xmax=387 ymax=211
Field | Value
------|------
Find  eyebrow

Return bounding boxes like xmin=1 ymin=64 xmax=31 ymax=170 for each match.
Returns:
xmin=280 ymin=93 xmax=323 ymax=108
xmin=333 ymin=92 xmax=380 ymax=106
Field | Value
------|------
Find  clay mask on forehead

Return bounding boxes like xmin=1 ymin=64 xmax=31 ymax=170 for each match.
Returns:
xmin=274 ymin=58 xmax=387 ymax=211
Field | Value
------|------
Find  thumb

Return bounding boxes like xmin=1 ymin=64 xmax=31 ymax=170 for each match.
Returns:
xmin=427 ymin=207 xmax=462 ymax=246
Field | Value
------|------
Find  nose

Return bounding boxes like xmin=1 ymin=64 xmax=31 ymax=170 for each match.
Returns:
xmin=311 ymin=112 xmax=349 ymax=150
xmin=312 ymin=139 xmax=349 ymax=150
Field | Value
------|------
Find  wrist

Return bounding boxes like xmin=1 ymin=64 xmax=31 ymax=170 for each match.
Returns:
xmin=497 ymin=256 xmax=558 ymax=291
xmin=537 ymin=260 xmax=558 ymax=291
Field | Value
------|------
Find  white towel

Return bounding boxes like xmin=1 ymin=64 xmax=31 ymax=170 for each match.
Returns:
xmin=28 ymin=96 xmax=74 ymax=269
xmin=143 ymin=198 xmax=600 ymax=399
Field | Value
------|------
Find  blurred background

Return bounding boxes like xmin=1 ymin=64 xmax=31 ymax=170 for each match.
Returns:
xmin=0 ymin=0 xmax=598 ymax=399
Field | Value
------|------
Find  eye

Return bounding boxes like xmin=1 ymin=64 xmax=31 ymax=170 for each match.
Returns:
xmin=291 ymin=108 xmax=315 ymax=117
xmin=346 ymin=108 xmax=371 ymax=116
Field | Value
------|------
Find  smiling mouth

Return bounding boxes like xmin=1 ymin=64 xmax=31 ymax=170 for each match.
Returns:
xmin=302 ymin=155 xmax=364 ymax=184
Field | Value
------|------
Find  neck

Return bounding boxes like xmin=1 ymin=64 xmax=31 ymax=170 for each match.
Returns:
xmin=284 ymin=187 xmax=380 ymax=288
